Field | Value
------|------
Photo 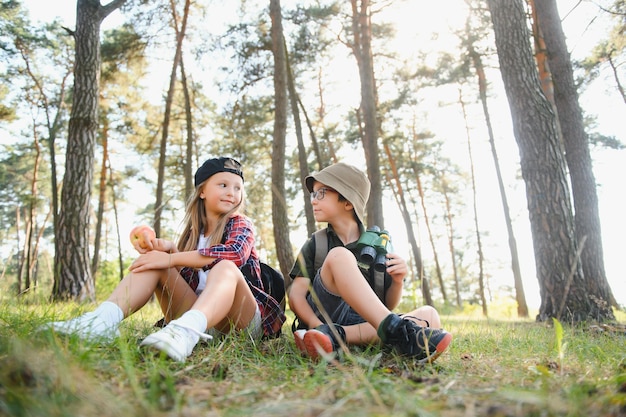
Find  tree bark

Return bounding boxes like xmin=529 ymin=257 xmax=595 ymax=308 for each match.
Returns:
xmin=532 ymin=0 xmax=615 ymax=319
xmin=91 ymin=118 xmax=108 ymax=277
xmin=269 ymin=0 xmax=295 ymax=279
xmin=350 ymin=0 xmax=383 ymax=227
xmin=53 ymin=0 xmax=126 ymax=301
xmin=487 ymin=0 xmax=593 ymax=322
xmin=180 ymin=55 xmax=194 ymax=202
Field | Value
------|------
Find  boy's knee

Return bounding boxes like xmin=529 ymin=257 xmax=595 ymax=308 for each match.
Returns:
xmin=325 ymin=246 xmax=355 ymax=263
xmin=416 ymin=305 xmax=441 ymax=328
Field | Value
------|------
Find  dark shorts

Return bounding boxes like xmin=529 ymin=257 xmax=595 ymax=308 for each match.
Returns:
xmin=306 ymin=270 xmax=367 ymax=326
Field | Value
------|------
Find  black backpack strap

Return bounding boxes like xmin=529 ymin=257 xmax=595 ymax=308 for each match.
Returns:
xmin=373 ymin=269 xmax=385 ymax=303
xmin=291 ymin=229 xmax=327 ymax=334
xmin=313 ymin=228 xmax=328 ymax=273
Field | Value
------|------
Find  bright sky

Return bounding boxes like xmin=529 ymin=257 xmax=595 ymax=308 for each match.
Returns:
xmin=17 ymin=0 xmax=626 ymax=309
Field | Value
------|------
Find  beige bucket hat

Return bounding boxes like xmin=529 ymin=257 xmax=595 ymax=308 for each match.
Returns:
xmin=305 ymin=162 xmax=370 ymax=225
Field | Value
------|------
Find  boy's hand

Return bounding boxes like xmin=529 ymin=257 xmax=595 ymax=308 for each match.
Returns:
xmin=385 ymin=253 xmax=408 ymax=283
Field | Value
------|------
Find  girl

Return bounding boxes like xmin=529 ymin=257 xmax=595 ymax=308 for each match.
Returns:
xmin=43 ymin=157 xmax=285 ymax=362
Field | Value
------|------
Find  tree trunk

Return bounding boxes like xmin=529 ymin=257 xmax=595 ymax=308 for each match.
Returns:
xmin=108 ymin=159 xmax=125 ymax=281
xmin=269 ymin=0 xmax=295 ymax=278
xmin=16 ymin=206 xmax=24 ymax=294
xmin=382 ymin=144 xmax=429 ymax=306
xmin=405 ymin=139 xmax=432 ymax=306
xmin=53 ymin=0 xmax=126 ymax=301
xmin=440 ymin=178 xmax=462 ymax=308
xmin=469 ymin=46 xmax=528 ymax=317
xmin=285 ymin=41 xmax=316 ymax=238
xmin=350 ymin=0 xmax=383 ymax=227
xmin=180 ymin=55 xmax=194 ymax=201
xmin=532 ymin=0 xmax=615 ymax=319
xmin=413 ymin=162 xmax=446 ymax=304
xmin=23 ymin=130 xmax=42 ymax=292
xmin=17 ymin=34 xmax=71 ymax=275
xmin=154 ymin=0 xmax=190 ymax=236
xmin=459 ymin=91 xmax=487 ymax=316
xmin=91 ymin=119 xmax=108 ymax=277
xmin=487 ymin=0 xmax=594 ymax=323
xmin=313 ymin=68 xmax=338 ymax=165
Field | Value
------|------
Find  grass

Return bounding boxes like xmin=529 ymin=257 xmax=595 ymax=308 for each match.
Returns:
xmin=1 ymin=291 xmax=625 ymax=417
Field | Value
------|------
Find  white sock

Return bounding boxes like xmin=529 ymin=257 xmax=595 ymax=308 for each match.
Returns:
xmin=174 ymin=309 xmax=208 ymax=334
xmin=92 ymin=301 xmax=124 ymax=326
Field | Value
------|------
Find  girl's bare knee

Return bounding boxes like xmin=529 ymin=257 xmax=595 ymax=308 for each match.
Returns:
xmin=211 ymin=259 xmax=237 ymax=272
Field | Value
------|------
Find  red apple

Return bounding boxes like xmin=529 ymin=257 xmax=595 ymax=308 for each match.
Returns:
xmin=129 ymin=224 xmax=156 ymax=249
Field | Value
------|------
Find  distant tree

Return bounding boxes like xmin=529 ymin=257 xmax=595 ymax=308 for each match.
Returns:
xmin=381 ymin=139 xmax=430 ymax=305
xmin=1 ymin=3 xmax=72 ymax=294
xmin=579 ymin=0 xmax=626 ymax=106
xmin=285 ymin=43 xmax=316 ymax=236
xmin=92 ymin=25 xmax=147 ymax=277
xmin=153 ymin=0 xmax=190 ymax=237
xmin=459 ymin=0 xmax=528 ymax=317
xmin=459 ymin=91 xmax=487 ymax=316
xmin=283 ymin=2 xmax=343 ymax=235
xmin=53 ymin=0 xmax=127 ymax=301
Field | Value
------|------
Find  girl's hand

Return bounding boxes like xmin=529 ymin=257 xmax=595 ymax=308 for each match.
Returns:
xmin=151 ymin=238 xmax=176 ymax=253
xmin=130 ymin=225 xmax=156 ymax=254
xmin=385 ymin=253 xmax=408 ymax=284
xmin=129 ymin=251 xmax=174 ymax=273
xmin=132 ymin=236 xmax=175 ymax=255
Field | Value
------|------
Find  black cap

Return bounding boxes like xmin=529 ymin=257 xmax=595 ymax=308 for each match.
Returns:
xmin=194 ymin=157 xmax=244 ymax=187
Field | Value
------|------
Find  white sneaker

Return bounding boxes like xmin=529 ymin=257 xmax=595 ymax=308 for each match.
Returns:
xmin=140 ymin=322 xmax=212 ymax=362
xmin=41 ymin=312 xmax=120 ymax=343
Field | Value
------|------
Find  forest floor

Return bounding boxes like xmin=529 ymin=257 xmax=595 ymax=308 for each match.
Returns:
xmin=1 ymin=290 xmax=625 ymax=417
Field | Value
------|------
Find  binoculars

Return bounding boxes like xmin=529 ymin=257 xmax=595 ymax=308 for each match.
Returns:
xmin=356 ymin=226 xmax=392 ymax=272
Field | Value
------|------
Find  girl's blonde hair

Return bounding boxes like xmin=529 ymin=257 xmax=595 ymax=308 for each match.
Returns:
xmin=177 ymin=180 xmax=245 ymax=252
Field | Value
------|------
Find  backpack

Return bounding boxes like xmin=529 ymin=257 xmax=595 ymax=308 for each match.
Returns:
xmin=259 ymin=262 xmax=286 ymax=310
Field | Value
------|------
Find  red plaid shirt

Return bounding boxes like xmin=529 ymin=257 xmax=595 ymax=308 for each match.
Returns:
xmin=179 ymin=214 xmax=285 ymax=336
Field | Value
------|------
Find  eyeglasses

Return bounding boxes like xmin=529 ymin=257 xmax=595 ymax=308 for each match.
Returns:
xmin=310 ymin=187 xmax=335 ymax=201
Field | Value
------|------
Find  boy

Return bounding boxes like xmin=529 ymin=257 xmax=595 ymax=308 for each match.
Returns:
xmin=288 ymin=162 xmax=452 ymax=363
